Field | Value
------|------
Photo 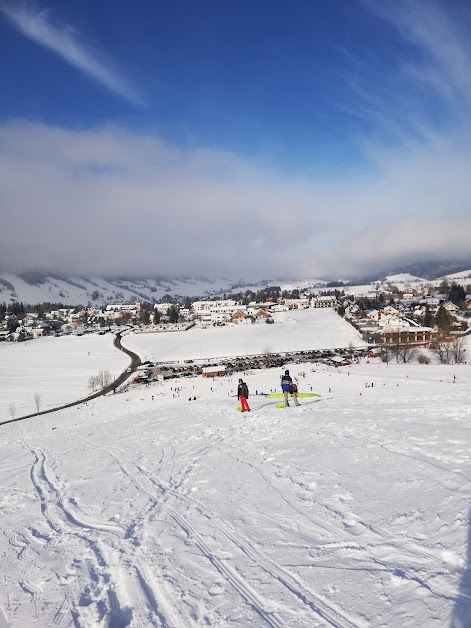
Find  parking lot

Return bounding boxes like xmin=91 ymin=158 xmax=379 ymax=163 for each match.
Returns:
xmin=139 ymin=347 xmax=370 ymax=381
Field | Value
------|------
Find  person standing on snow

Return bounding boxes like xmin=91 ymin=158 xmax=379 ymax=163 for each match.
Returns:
xmin=281 ymin=369 xmax=299 ymax=406
xmin=238 ymin=378 xmax=251 ymax=412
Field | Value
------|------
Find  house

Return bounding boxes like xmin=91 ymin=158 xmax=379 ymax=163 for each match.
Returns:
xmin=202 ymin=365 xmax=226 ymax=378
xmin=210 ymin=311 xmax=231 ymax=324
xmin=383 ymin=305 xmax=401 ymax=317
xmin=344 ymin=303 xmax=360 ymax=318
xmin=32 ymin=327 xmax=49 ymax=338
xmin=154 ymin=302 xmax=175 ymax=315
xmin=366 ymin=309 xmax=384 ymax=322
xmin=7 ymin=328 xmax=32 ymax=342
xmin=443 ymin=302 xmax=459 ymax=314
xmin=284 ymin=298 xmax=310 ymax=309
xmin=270 ymin=304 xmax=289 ymax=313
xmin=23 ymin=313 xmax=39 ymax=325
xmin=377 ymin=326 xmax=433 ymax=346
xmin=231 ymin=310 xmax=247 ymax=324
xmin=328 ymin=355 xmax=350 ymax=367
xmin=377 ymin=315 xmax=406 ymax=328
xmin=253 ymin=308 xmax=269 ymax=322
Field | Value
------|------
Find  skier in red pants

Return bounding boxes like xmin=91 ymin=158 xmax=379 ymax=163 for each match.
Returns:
xmin=238 ymin=378 xmax=250 ymax=412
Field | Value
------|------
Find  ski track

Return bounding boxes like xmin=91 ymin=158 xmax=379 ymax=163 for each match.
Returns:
xmin=75 ymin=436 xmax=287 ymax=626
xmin=138 ymin=462 xmax=366 ymax=628
xmin=78 ymin=435 xmax=366 ymax=628
xmin=4 ymin=530 xmax=42 ymax=617
xmin=24 ymin=443 xmax=150 ymax=627
xmin=225 ymin=448 xmax=471 ymax=610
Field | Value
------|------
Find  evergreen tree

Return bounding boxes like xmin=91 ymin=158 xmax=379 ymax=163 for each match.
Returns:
xmin=435 ymin=305 xmax=452 ymax=332
xmin=168 ymin=305 xmax=180 ymax=323
xmin=449 ymin=284 xmax=466 ymax=306
xmin=423 ymin=305 xmax=433 ymax=328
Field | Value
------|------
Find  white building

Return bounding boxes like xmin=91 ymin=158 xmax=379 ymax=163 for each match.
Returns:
xmin=192 ymin=300 xmax=246 ymax=317
xmin=310 ymin=296 xmax=337 ymax=308
xmin=154 ymin=303 xmax=174 ymax=315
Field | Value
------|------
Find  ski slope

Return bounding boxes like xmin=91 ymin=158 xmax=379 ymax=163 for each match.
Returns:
xmin=1 ymin=359 xmax=471 ymax=626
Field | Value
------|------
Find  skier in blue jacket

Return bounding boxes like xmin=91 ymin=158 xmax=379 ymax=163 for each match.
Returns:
xmin=281 ymin=370 xmax=299 ymax=406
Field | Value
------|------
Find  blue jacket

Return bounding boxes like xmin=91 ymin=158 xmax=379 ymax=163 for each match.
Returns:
xmin=281 ymin=374 xmax=293 ymax=392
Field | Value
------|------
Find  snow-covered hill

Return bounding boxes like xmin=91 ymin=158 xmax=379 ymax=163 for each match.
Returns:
xmin=383 ymin=273 xmax=427 ymax=283
xmin=0 ymin=272 xmax=328 ymax=306
xmin=441 ymin=269 xmax=471 ymax=281
xmin=2 ymin=359 xmax=471 ymax=626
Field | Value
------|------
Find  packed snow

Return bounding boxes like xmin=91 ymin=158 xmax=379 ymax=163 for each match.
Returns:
xmin=0 ymin=334 xmax=129 ymax=418
xmin=124 ymin=309 xmax=367 ymax=363
xmin=1 ymin=319 xmax=471 ymax=626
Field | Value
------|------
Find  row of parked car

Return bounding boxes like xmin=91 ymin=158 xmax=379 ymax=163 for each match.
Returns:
xmin=140 ymin=347 xmax=370 ymax=381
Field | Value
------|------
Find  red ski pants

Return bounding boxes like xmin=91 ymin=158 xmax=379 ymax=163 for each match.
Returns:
xmin=240 ymin=397 xmax=250 ymax=411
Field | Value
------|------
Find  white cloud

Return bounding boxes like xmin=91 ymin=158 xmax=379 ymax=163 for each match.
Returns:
xmin=1 ymin=120 xmax=471 ymax=279
xmin=0 ymin=0 xmax=143 ymax=106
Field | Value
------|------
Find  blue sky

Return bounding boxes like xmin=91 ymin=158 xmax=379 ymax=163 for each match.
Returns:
xmin=1 ymin=0 xmax=471 ymax=278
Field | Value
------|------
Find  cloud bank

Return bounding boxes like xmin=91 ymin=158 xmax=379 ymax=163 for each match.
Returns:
xmin=0 ymin=0 xmax=143 ymax=106
xmin=0 ymin=119 xmax=470 ymax=280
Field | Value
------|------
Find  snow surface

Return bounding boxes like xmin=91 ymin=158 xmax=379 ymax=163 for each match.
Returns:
xmin=443 ymin=270 xmax=471 ymax=281
xmin=0 ymin=335 xmax=129 ymax=417
xmin=2 ymin=313 xmax=471 ymax=626
xmin=383 ymin=273 xmax=426 ymax=283
xmin=2 ymin=357 xmax=471 ymax=626
xmin=123 ymin=309 xmax=367 ymax=362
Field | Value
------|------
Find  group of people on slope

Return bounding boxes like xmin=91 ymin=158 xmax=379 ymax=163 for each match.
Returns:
xmin=237 ymin=369 xmax=299 ymax=412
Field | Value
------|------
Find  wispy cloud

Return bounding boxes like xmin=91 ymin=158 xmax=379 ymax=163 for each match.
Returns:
xmin=341 ymin=0 xmax=471 ymax=152
xmin=0 ymin=0 xmax=144 ymax=106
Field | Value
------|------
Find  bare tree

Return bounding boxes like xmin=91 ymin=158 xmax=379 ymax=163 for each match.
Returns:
xmin=431 ymin=332 xmax=453 ymax=364
xmin=451 ymin=337 xmax=466 ymax=364
xmin=395 ymin=343 xmax=418 ymax=364
xmin=262 ymin=346 xmax=273 ymax=368
xmin=34 ymin=393 xmax=41 ymax=414
xmin=97 ymin=369 xmax=112 ymax=388
xmin=88 ymin=375 xmax=99 ymax=392
xmin=380 ymin=345 xmax=393 ymax=364
xmin=8 ymin=402 xmax=16 ymax=420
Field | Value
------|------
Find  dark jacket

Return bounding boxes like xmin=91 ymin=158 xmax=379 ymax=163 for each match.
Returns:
xmin=238 ymin=382 xmax=249 ymax=399
xmin=281 ymin=373 xmax=293 ymax=392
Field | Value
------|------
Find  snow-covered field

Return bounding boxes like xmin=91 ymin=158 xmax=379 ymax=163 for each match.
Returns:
xmin=0 ymin=335 xmax=129 ymax=418
xmin=124 ymin=308 xmax=367 ymax=362
xmin=2 ymin=357 xmax=471 ymax=626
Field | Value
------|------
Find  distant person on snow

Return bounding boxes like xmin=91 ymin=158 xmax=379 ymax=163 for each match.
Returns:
xmin=238 ymin=379 xmax=250 ymax=412
xmin=281 ymin=370 xmax=299 ymax=407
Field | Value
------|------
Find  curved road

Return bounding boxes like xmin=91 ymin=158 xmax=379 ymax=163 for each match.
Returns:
xmin=0 ymin=332 xmax=141 ymax=427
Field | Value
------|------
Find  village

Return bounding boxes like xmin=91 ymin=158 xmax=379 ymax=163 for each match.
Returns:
xmin=1 ymin=280 xmax=470 ymax=373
